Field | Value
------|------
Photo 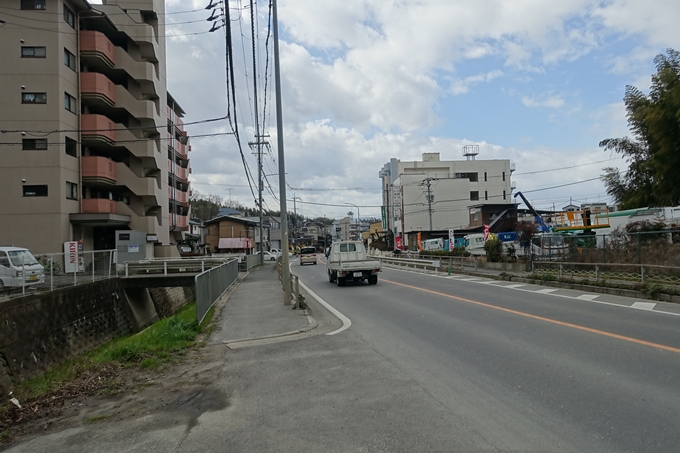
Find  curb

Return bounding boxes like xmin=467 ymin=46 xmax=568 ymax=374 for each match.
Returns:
xmin=223 ymin=312 xmax=319 ymax=349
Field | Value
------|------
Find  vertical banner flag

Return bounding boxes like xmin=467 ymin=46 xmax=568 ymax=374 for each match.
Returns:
xmin=417 ymin=232 xmax=423 ymax=251
xmin=448 ymin=229 xmax=455 ymax=251
xmin=395 ymin=235 xmax=403 ymax=251
xmin=381 ymin=206 xmax=387 ymax=230
xmin=483 ymin=224 xmax=490 ymax=241
xmin=64 ymin=241 xmax=78 ymax=273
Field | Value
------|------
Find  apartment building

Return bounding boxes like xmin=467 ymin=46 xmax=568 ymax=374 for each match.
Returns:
xmin=0 ymin=0 xmax=190 ymax=254
xmin=379 ymin=151 xmax=514 ymax=249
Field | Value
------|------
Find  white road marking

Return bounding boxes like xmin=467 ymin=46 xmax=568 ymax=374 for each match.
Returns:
xmin=297 ymin=279 xmax=352 ymax=336
xmin=382 ymin=265 xmax=680 ymax=317
xmin=631 ymin=302 xmax=657 ymax=311
xmin=535 ymin=288 xmax=559 ymax=294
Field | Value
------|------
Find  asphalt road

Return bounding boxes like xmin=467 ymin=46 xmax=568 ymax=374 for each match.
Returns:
xmin=296 ymin=260 xmax=680 ymax=452
xmin=7 ymin=260 xmax=680 ymax=452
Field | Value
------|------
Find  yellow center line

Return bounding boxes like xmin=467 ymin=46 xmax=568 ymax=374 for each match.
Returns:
xmin=382 ymin=278 xmax=680 ymax=354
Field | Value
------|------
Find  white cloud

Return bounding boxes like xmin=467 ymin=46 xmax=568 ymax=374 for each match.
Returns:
xmin=521 ymin=94 xmax=566 ymax=109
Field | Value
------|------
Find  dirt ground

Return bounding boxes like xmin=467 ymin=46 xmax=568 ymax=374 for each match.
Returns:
xmin=0 ymin=313 xmax=233 ymax=451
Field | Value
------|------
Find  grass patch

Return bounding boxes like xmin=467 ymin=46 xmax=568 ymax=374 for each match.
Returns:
xmin=14 ymin=302 xmax=205 ymax=401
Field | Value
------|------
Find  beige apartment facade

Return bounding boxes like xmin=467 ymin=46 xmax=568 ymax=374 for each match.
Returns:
xmin=379 ymin=152 xmax=514 ymax=249
xmin=0 ymin=0 xmax=190 ymax=254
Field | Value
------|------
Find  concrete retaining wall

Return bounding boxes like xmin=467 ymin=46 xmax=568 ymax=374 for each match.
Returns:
xmin=0 ymin=280 xmax=195 ymax=398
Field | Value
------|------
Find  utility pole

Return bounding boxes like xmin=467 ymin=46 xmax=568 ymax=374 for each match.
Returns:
xmin=248 ymin=0 xmax=263 ymax=266
xmin=420 ymin=177 xmax=435 ymax=231
xmin=272 ymin=0 xmax=291 ymax=304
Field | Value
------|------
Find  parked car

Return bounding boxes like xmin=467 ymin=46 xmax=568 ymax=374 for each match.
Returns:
xmin=256 ymin=251 xmax=277 ymax=261
xmin=0 ymin=246 xmax=45 ymax=290
xmin=299 ymin=246 xmax=317 ymax=265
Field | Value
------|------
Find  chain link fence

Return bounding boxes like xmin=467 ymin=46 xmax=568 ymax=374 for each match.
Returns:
xmin=1 ymin=250 xmax=119 ymax=302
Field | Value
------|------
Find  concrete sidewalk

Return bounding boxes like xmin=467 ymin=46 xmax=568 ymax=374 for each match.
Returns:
xmin=209 ymin=264 xmax=313 ymax=345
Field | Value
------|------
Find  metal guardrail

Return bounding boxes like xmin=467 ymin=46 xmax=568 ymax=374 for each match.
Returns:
xmin=124 ymin=258 xmax=233 ymax=276
xmin=378 ymin=256 xmax=479 ymax=273
xmin=195 ymin=259 xmax=239 ymax=324
xmin=276 ymin=257 xmax=301 ymax=306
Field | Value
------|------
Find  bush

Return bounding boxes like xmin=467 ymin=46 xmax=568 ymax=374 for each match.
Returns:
xmin=484 ymin=238 xmax=503 ymax=262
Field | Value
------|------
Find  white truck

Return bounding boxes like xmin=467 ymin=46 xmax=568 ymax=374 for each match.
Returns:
xmin=326 ymin=241 xmax=381 ymax=286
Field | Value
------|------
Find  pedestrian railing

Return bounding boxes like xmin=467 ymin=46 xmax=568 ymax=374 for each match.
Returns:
xmin=195 ymin=259 xmax=239 ymax=324
xmin=531 ymin=261 xmax=680 ymax=287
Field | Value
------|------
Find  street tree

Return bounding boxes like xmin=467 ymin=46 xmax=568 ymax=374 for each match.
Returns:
xmin=600 ymin=48 xmax=680 ymax=209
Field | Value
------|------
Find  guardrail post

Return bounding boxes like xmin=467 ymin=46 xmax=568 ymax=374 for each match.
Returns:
xmin=295 ymin=275 xmax=300 ymax=307
xmin=559 ymin=263 xmax=563 ymax=278
xmin=202 ymin=261 xmax=205 ymax=273
xmin=125 ymin=262 xmax=129 ymax=277
xmin=641 ymin=266 xmax=645 ymax=284
xmin=92 ymin=251 xmax=95 ymax=282
xmin=22 ymin=264 xmax=26 ymax=297
xmin=595 ymin=265 xmax=599 ymax=281
xmin=164 ymin=261 xmax=168 ymax=276
xmin=531 ymin=261 xmax=535 ymax=274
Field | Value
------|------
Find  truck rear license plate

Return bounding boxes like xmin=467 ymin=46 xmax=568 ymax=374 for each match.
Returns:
xmin=353 ymin=272 xmax=362 ymax=277
xmin=29 ymin=275 xmax=37 ymax=281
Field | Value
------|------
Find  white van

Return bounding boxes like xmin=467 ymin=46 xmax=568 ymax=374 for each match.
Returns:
xmin=0 ymin=246 xmax=45 ymax=290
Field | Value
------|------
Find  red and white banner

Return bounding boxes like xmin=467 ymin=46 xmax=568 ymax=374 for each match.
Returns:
xmin=395 ymin=235 xmax=403 ymax=251
xmin=483 ymin=224 xmax=490 ymax=241
xmin=448 ymin=229 xmax=455 ymax=251
xmin=64 ymin=241 xmax=78 ymax=273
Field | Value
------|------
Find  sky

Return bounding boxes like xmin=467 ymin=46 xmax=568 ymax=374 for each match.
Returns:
xmin=143 ymin=0 xmax=680 ymax=221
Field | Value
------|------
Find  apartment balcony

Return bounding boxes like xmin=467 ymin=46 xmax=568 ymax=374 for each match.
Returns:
xmin=116 ymin=162 xmax=161 ymax=203
xmin=176 ymin=142 xmax=187 ymax=157
xmin=168 ymin=187 xmax=188 ymax=204
xmin=82 ymin=198 xmax=117 ymax=214
xmin=117 ymin=126 xmax=159 ymax=159
xmin=168 ymin=160 xmax=188 ymax=181
xmin=80 ymin=72 xmax=116 ymax=108
xmin=169 ymin=214 xmax=189 ymax=230
xmin=80 ymin=30 xmax=115 ymax=69
xmin=114 ymin=46 xmax=159 ymax=98
xmin=115 ymin=85 xmax=160 ymax=124
xmin=81 ymin=114 xmax=116 ymax=145
xmin=82 ymin=156 xmax=117 ymax=185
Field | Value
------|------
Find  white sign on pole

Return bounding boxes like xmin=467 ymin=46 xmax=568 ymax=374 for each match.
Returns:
xmin=448 ymin=229 xmax=455 ymax=251
xmin=64 ymin=241 xmax=78 ymax=273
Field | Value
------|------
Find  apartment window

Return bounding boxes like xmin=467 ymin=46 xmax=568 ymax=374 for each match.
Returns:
xmin=23 ymin=185 xmax=48 ymax=197
xmin=22 ymin=92 xmax=47 ymax=104
xmin=64 ymin=92 xmax=77 ymax=113
xmin=470 ymin=191 xmax=479 ymax=201
xmin=502 ymin=171 xmax=506 ymax=182
xmin=484 ymin=171 xmax=487 ymax=182
xmin=63 ymin=48 xmax=76 ymax=71
xmin=21 ymin=46 xmax=46 ymax=58
xmin=455 ymin=172 xmax=478 ymax=182
xmin=63 ymin=4 xmax=75 ymax=28
xmin=65 ymin=137 xmax=77 ymax=157
xmin=66 ymin=182 xmax=78 ymax=200
xmin=21 ymin=0 xmax=46 ymax=10
xmin=485 ymin=190 xmax=488 ymax=201
xmin=22 ymin=139 xmax=48 ymax=150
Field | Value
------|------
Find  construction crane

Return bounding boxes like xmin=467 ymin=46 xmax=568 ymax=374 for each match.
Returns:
xmin=514 ymin=191 xmax=550 ymax=232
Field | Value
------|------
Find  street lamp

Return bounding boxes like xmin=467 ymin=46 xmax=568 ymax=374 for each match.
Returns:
xmin=345 ymin=203 xmax=360 ymax=240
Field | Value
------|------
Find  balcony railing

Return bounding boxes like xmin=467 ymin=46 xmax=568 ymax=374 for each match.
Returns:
xmin=82 ymin=198 xmax=117 ymax=214
xmin=79 ymin=30 xmax=115 ymax=67
xmin=80 ymin=72 xmax=116 ymax=107
xmin=81 ymin=114 xmax=116 ymax=144
xmin=82 ymin=156 xmax=117 ymax=184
